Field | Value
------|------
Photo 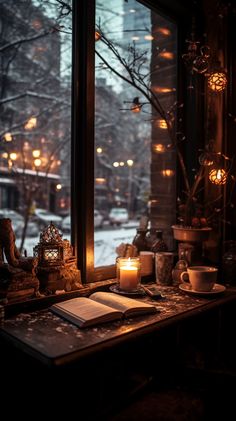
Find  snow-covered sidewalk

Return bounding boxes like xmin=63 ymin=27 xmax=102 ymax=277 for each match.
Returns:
xmin=16 ymin=226 xmax=137 ymax=267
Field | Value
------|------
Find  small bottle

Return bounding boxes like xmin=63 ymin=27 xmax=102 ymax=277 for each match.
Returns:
xmin=172 ymin=259 xmax=188 ymax=284
xmin=132 ymin=228 xmax=148 ymax=253
xmin=150 ymin=230 xmax=168 ymax=252
xmin=145 ymin=228 xmax=157 ymax=251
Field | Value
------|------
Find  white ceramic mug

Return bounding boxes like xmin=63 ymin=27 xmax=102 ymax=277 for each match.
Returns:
xmin=180 ymin=266 xmax=218 ymax=292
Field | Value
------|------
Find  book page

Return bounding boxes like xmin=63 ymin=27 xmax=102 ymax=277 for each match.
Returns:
xmin=89 ymin=292 xmax=157 ymax=316
xmin=51 ymin=297 xmax=122 ymax=328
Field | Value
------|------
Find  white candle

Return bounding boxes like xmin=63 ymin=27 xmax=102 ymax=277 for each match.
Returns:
xmin=119 ymin=265 xmax=138 ymax=291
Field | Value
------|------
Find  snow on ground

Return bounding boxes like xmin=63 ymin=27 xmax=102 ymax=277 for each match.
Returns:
xmin=94 ymin=226 xmax=137 ymax=266
xmin=16 ymin=224 xmax=138 ymax=267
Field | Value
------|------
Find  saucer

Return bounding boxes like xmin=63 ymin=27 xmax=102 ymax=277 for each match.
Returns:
xmin=110 ymin=284 xmax=146 ymax=297
xmin=179 ymin=283 xmax=226 ymax=296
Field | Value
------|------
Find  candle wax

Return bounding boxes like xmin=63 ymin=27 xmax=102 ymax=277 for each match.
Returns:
xmin=119 ymin=266 xmax=138 ymax=291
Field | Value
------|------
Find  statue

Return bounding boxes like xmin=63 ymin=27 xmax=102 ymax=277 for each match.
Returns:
xmin=0 ymin=218 xmax=40 ymax=303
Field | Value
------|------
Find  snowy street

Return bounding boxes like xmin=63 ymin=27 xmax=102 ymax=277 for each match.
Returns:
xmin=16 ymin=223 xmax=138 ymax=267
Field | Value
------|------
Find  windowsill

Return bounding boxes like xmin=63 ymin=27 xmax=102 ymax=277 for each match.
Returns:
xmin=3 ymin=278 xmax=118 ymax=318
xmin=4 ymin=273 xmax=155 ymax=317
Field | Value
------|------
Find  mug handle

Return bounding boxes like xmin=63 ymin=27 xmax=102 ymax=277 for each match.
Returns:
xmin=180 ymin=271 xmax=189 ymax=283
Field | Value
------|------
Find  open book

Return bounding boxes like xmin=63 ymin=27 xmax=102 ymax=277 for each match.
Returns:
xmin=51 ymin=291 xmax=158 ymax=328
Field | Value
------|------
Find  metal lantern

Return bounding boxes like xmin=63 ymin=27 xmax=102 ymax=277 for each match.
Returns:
xmin=34 ymin=222 xmax=65 ymax=267
xmin=209 ymin=168 xmax=227 ymax=185
xmin=208 ymin=71 xmax=227 ymax=92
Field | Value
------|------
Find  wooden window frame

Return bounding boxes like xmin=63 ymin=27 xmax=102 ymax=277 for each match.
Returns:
xmin=72 ymin=0 xmax=196 ymax=283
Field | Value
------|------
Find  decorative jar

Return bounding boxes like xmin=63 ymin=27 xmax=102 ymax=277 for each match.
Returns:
xmin=116 ymin=257 xmax=141 ymax=291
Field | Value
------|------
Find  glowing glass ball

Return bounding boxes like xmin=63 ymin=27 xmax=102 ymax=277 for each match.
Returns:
xmin=209 ymin=168 xmax=227 ymax=185
xmin=208 ymin=72 xmax=227 ymax=92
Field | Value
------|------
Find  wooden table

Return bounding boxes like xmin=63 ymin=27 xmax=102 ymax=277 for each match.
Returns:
xmin=1 ymin=284 xmax=235 ymax=365
xmin=1 ymin=284 xmax=236 ymax=420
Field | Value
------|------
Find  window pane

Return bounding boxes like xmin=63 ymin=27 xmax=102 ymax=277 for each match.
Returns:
xmin=0 ymin=0 xmax=72 ymax=253
xmin=95 ymin=0 xmax=177 ymax=267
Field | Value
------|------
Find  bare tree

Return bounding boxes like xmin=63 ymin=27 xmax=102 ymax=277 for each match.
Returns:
xmin=0 ymin=0 xmax=72 ymax=250
xmin=95 ymin=25 xmax=234 ymax=228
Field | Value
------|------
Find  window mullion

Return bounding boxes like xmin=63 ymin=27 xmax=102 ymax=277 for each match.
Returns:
xmin=72 ymin=0 xmax=95 ymax=282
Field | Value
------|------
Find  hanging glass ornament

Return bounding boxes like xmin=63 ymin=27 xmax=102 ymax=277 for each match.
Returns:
xmin=193 ymin=55 xmax=209 ymax=74
xmin=209 ymin=168 xmax=227 ymax=185
xmin=208 ymin=70 xmax=227 ymax=92
xmin=182 ymin=41 xmax=196 ymax=67
xmin=182 ymin=29 xmax=210 ymax=75
xmin=200 ymin=45 xmax=211 ymax=58
xmin=198 ymin=151 xmax=214 ymax=166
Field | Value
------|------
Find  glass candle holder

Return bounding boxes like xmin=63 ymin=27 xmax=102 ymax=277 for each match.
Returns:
xmin=116 ymin=257 xmax=141 ymax=291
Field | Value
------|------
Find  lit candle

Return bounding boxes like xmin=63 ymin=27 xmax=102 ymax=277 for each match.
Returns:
xmin=44 ymin=249 xmax=58 ymax=261
xmin=119 ymin=265 xmax=138 ymax=291
xmin=116 ymin=257 xmax=141 ymax=291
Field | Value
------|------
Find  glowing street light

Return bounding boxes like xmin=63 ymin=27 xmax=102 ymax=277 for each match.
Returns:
xmin=24 ymin=117 xmax=37 ymax=130
xmin=56 ymin=183 xmax=62 ymax=191
xmin=34 ymin=158 xmax=42 ymax=167
xmin=32 ymin=149 xmax=41 ymax=158
xmin=9 ymin=152 xmax=17 ymax=161
xmin=4 ymin=132 xmax=12 ymax=142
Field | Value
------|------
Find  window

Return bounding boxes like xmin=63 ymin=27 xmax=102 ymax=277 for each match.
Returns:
xmin=93 ymin=0 xmax=177 ymax=275
xmin=0 ymin=1 xmax=72 ymax=252
xmin=0 ymin=0 xmax=183 ymax=287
